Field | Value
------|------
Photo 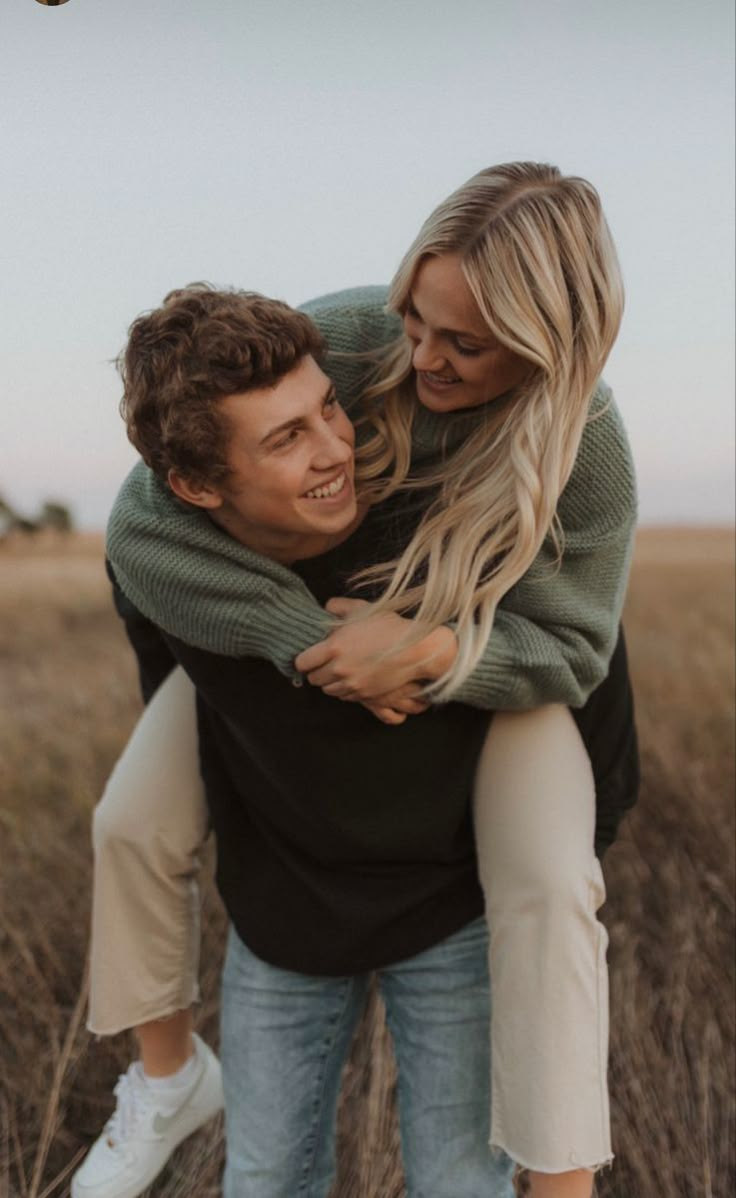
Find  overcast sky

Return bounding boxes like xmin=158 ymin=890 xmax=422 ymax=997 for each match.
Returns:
xmin=2 ymin=0 xmax=734 ymax=527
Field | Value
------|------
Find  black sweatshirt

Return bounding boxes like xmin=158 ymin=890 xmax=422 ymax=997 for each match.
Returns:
xmin=110 ymin=494 xmax=638 ymax=974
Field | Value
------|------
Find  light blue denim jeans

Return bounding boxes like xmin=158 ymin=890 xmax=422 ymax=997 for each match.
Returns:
xmin=220 ymin=917 xmax=515 ymax=1198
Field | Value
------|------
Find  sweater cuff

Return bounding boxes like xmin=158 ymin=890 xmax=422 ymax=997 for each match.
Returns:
xmin=234 ymin=592 xmax=334 ymax=679
xmin=445 ymin=638 xmax=524 ymax=710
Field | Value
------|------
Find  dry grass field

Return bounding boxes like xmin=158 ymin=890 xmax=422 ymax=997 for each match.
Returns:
xmin=0 ymin=528 xmax=734 ymax=1197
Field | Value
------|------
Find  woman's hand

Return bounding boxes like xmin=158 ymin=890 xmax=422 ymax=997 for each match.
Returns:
xmin=362 ymin=683 xmax=432 ymax=723
xmin=293 ymin=597 xmax=458 ymax=701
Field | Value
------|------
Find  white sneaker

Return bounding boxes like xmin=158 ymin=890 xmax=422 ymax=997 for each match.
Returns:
xmin=71 ymin=1033 xmax=224 ymax=1198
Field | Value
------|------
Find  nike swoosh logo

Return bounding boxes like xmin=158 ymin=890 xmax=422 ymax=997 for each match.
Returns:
xmin=152 ymin=1064 xmax=209 ymax=1135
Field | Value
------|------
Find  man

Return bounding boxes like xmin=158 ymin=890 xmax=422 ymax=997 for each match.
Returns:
xmin=74 ymin=284 xmax=518 ymax=1198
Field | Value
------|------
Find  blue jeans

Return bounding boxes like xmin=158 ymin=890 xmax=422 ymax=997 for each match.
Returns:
xmin=220 ymin=918 xmax=515 ymax=1197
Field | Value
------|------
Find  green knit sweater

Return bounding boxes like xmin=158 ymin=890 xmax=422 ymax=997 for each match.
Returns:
xmin=106 ymin=286 xmax=637 ymax=710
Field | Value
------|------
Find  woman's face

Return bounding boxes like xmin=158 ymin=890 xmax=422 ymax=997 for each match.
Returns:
xmin=404 ymin=254 xmax=530 ymax=413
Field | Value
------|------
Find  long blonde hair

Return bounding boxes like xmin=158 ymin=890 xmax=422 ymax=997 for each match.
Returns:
xmin=351 ymin=162 xmax=624 ymax=699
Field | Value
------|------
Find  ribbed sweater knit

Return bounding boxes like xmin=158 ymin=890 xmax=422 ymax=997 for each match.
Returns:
xmin=106 ymin=286 xmax=637 ymax=710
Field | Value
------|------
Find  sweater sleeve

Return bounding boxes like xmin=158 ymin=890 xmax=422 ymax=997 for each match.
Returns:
xmin=105 ymin=286 xmax=399 ymax=675
xmin=106 ymin=462 xmax=332 ymax=675
xmin=449 ymin=386 xmax=638 ymax=710
xmin=299 ymin=285 xmax=399 ymax=420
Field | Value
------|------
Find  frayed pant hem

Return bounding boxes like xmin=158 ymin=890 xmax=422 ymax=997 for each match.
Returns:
xmin=490 ymin=1140 xmax=614 ymax=1175
xmin=86 ymin=987 xmax=200 ymax=1037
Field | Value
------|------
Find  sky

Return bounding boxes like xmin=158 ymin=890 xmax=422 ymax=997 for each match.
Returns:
xmin=2 ymin=0 xmax=734 ymax=528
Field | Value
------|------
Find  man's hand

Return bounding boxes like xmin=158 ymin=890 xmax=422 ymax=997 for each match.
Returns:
xmin=294 ymin=597 xmax=458 ymax=701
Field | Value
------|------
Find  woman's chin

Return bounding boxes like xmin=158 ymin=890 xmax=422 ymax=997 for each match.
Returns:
xmin=416 ymin=376 xmax=474 ymax=413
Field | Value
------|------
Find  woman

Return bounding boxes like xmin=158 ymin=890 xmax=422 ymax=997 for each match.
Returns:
xmin=81 ymin=163 xmax=637 ymax=1198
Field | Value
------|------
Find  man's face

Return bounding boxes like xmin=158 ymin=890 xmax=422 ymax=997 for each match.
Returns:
xmin=206 ymin=356 xmax=358 ymax=562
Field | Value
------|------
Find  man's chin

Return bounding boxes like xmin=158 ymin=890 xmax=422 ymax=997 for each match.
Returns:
xmin=298 ymin=477 xmax=357 ymax=528
xmin=322 ymin=498 xmax=359 ymax=532
xmin=306 ymin=497 xmax=361 ymax=543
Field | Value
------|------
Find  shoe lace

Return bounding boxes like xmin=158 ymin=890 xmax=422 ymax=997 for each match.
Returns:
xmin=105 ymin=1064 xmax=151 ymax=1149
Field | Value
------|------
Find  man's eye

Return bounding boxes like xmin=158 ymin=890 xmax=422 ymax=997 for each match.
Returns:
xmin=274 ymin=429 xmax=299 ymax=449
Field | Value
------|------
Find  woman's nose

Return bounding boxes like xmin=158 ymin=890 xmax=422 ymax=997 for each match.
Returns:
xmin=411 ymin=333 xmax=446 ymax=373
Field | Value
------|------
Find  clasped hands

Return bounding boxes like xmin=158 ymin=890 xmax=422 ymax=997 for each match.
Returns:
xmin=294 ymin=597 xmax=458 ymax=726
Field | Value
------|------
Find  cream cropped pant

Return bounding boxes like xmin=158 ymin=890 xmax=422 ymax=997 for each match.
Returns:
xmin=88 ymin=666 xmax=612 ymax=1175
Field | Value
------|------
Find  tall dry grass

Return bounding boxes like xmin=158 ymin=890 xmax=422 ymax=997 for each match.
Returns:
xmin=0 ymin=528 xmax=733 ymax=1197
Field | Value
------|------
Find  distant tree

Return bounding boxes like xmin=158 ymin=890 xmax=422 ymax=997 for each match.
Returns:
xmin=0 ymin=495 xmax=74 ymax=539
xmin=0 ymin=496 xmax=25 ymax=539
xmin=40 ymin=501 xmax=74 ymax=533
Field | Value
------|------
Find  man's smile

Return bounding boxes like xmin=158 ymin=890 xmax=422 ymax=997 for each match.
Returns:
xmin=304 ymin=470 xmax=350 ymax=501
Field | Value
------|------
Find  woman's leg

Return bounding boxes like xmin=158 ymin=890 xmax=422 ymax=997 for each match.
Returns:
xmin=88 ymin=666 xmax=207 ymax=1044
xmin=473 ymin=705 xmax=611 ymax=1196
xmin=134 ymin=1009 xmax=195 ymax=1077
xmin=73 ymin=668 xmax=221 ymax=1198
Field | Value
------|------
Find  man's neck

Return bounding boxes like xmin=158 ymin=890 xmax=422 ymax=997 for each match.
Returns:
xmin=207 ymin=504 xmax=368 ymax=566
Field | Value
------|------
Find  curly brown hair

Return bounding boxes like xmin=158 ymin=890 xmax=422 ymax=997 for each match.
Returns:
xmin=117 ymin=283 xmax=325 ymax=487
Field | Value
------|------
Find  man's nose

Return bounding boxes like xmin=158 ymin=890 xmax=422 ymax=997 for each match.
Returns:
xmin=313 ymin=421 xmax=352 ymax=467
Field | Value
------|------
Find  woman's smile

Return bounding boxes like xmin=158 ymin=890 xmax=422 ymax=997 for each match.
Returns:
xmin=419 ymin=369 xmax=462 ymax=388
xmin=406 ymin=255 xmax=530 ymax=413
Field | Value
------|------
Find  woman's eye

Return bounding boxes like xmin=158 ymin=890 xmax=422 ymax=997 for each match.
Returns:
xmin=454 ymin=342 xmax=482 ymax=357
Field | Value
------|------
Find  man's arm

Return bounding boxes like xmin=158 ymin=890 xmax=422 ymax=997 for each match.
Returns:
xmin=107 ymin=559 xmax=178 ymax=703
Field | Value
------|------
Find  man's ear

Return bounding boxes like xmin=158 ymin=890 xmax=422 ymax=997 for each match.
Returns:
xmin=167 ymin=470 xmax=223 ymax=511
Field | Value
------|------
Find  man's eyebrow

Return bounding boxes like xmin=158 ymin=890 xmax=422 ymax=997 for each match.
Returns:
xmin=260 ymin=384 xmax=336 ymax=444
xmin=406 ymin=292 xmax=490 ymax=343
